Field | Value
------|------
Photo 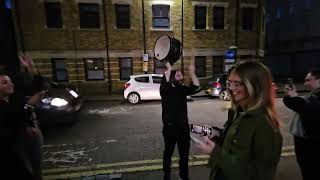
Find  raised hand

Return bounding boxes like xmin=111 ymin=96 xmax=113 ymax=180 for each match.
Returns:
xmin=19 ymin=54 xmax=37 ymax=74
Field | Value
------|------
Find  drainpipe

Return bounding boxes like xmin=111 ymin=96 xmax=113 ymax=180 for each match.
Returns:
xmin=102 ymin=0 xmax=112 ymax=93
xmin=142 ymin=0 xmax=147 ymax=74
xmin=181 ymin=0 xmax=184 ymax=74
xmin=234 ymin=0 xmax=239 ymax=62
xmin=142 ymin=0 xmax=146 ymax=54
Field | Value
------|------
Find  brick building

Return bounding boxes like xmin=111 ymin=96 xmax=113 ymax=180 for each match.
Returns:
xmin=12 ymin=0 xmax=266 ymax=94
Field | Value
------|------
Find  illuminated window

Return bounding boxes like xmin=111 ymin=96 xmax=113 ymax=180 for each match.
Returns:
xmin=152 ymin=5 xmax=170 ymax=28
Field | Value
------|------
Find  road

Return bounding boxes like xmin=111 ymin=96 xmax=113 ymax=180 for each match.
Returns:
xmin=42 ymin=97 xmax=297 ymax=179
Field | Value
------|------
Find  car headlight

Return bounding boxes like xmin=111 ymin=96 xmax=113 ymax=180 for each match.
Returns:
xmin=69 ymin=90 xmax=79 ymax=98
xmin=51 ymin=98 xmax=68 ymax=107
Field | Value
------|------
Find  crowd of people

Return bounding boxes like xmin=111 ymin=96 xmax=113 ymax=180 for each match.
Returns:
xmin=1 ymin=53 xmax=319 ymax=180
xmin=160 ymin=59 xmax=319 ymax=180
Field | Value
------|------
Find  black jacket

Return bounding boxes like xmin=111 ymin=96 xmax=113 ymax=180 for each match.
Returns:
xmin=160 ymin=77 xmax=201 ymax=127
xmin=283 ymin=88 xmax=320 ymax=139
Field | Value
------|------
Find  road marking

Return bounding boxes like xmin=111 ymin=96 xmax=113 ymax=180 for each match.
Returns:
xmin=43 ymin=161 xmax=208 ymax=180
xmin=43 ymin=146 xmax=295 ymax=179
xmin=43 ymin=139 xmax=117 ymax=148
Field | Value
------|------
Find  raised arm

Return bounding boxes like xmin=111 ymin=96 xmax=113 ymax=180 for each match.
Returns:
xmin=165 ymin=62 xmax=172 ymax=82
xmin=188 ymin=61 xmax=200 ymax=86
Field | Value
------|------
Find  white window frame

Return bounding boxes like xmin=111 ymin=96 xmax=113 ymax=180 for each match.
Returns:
xmin=150 ymin=1 xmax=173 ymax=31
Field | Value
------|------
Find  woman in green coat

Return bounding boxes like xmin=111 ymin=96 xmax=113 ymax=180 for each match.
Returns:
xmin=197 ymin=61 xmax=283 ymax=180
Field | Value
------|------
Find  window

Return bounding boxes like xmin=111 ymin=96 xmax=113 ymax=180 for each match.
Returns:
xmin=152 ymin=5 xmax=170 ymax=28
xmin=213 ymin=6 xmax=225 ymax=29
xmin=195 ymin=56 xmax=206 ymax=77
xmin=79 ymin=3 xmax=100 ymax=29
xmin=51 ymin=58 xmax=68 ymax=81
xmin=115 ymin=4 xmax=130 ymax=29
xmin=304 ymin=0 xmax=312 ymax=10
xmin=242 ymin=7 xmax=254 ymax=30
xmin=135 ymin=76 xmax=149 ymax=83
xmin=119 ymin=57 xmax=132 ymax=80
xmin=194 ymin=6 xmax=206 ymax=29
xmin=288 ymin=0 xmax=296 ymax=15
xmin=154 ymin=60 xmax=166 ymax=74
xmin=213 ymin=56 xmax=224 ymax=74
xmin=44 ymin=2 xmax=62 ymax=28
xmin=152 ymin=76 xmax=162 ymax=84
xmin=84 ymin=58 xmax=104 ymax=80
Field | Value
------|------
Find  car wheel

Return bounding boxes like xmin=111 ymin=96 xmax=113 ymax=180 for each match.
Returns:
xmin=128 ymin=92 xmax=140 ymax=104
xmin=219 ymin=90 xmax=230 ymax=101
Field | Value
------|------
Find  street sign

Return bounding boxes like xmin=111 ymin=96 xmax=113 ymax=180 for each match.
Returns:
xmin=143 ymin=54 xmax=148 ymax=61
xmin=225 ymin=49 xmax=236 ymax=59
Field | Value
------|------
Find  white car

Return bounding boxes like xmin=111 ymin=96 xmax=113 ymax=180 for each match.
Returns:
xmin=124 ymin=74 xmax=163 ymax=104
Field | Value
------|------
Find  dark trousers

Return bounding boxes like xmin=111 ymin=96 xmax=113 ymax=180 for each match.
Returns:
xmin=162 ymin=125 xmax=190 ymax=180
xmin=294 ymin=136 xmax=320 ymax=180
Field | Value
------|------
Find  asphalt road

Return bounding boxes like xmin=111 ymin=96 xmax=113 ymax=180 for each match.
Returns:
xmin=41 ymin=97 xmax=297 ymax=180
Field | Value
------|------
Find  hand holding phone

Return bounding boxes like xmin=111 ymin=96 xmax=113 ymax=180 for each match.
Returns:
xmin=190 ymin=134 xmax=205 ymax=145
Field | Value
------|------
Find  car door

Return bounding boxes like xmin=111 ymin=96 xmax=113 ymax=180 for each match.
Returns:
xmin=150 ymin=75 xmax=162 ymax=99
xmin=134 ymin=75 xmax=152 ymax=100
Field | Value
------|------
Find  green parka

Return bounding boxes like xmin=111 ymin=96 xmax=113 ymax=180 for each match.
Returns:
xmin=208 ymin=108 xmax=283 ymax=180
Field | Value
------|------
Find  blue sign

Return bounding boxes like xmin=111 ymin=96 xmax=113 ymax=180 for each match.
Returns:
xmin=5 ymin=0 xmax=11 ymax=9
xmin=225 ymin=49 xmax=236 ymax=59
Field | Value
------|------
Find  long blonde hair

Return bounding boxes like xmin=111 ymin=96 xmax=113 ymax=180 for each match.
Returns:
xmin=229 ymin=61 xmax=280 ymax=129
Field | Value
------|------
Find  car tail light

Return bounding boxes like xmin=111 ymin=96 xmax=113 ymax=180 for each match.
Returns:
xmin=125 ymin=82 xmax=130 ymax=89
xmin=213 ymin=82 xmax=221 ymax=88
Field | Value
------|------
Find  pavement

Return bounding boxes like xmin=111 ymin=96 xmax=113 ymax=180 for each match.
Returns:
xmin=46 ymin=155 xmax=302 ymax=180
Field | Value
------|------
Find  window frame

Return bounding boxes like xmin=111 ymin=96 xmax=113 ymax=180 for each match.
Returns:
xmin=213 ymin=6 xmax=225 ymax=30
xmin=51 ymin=58 xmax=68 ymax=82
xmin=44 ymin=1 xmax=63 ymax=28
xmin=154 ymin=59 xmax=166 ymax=75
xmin=195 ymin=56 xmax=206 ymax=78
xmin=152 ymin=4 xmax=170 ymax=29
xmin=119 ymin=57 xmax=133 ymax=81
xmin=78 ymin=3 xmax=101 ymax=29
xmin=212 ymin=56 xmax=224 ymax=75
xmin=115 ymin=4 xmax=131 ymax=29
xmin=194 ymin=6 xmax=207 ymax=30
xmin=241 ymin=7 xmax=255 ymax=31
xmin=84 ymin=58 xmax=105 ymax=80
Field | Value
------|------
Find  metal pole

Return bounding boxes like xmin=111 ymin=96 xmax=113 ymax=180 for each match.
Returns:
xmin=102 ymin=0 xmax=112 ymax=93
xmin=234 ymin=0 xmax=239 ymax=62
xmin=142 ymin=0 xmax=146 ymax=54
xmin=181 ymin=0 xmax=184 ymax=73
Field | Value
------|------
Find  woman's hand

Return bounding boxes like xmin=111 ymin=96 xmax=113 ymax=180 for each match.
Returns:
xmin=196 ymin=136 xmax=216 ymax=155
xmin=19 ymin=54 xmax=37 ymax=74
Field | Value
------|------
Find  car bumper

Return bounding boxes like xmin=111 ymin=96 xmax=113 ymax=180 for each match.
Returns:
xmin=205 ymin=88 xmax=220 ymax=97
xmin=36 ymin=103 xmax=81 ymax=127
